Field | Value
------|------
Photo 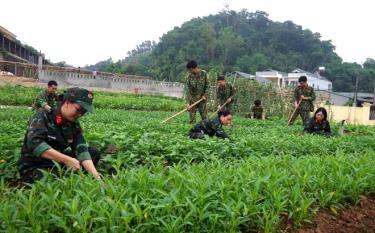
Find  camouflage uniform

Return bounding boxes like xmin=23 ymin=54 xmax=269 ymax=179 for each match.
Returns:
xmin=304 ymin=118 xmax=331 ymax=136
xmin=186 ymin=70 xmax=208 ymax=124
xmin=250 ymin=106 xmax=263 ymax=119
xmin=216 ymin=83 xmax=235 ymax=112
xmin=189 ymin=117 xmax=229 ymax=139
xmin=289 ymin=86 xmax=316 ymax=126
xmin=33 ymin=90 xmax=58 ymax=112
xmin=19 ymin=88 xmax=100 ymax=182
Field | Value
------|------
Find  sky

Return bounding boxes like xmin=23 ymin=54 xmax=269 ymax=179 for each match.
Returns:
xmin=1 ymin=0 xmax=374 ymax=67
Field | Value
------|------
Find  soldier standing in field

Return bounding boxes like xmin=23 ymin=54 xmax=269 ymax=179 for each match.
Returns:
xmin=250 ymin=99 xmax=263 ymax=119
xmin=19 ymin=87 xmax=102 ymax=183
xmin=216 ymin=76 xmax=235 ymax=112
xmin=33 ymin=80 xmax=59 ymax=113
xmin=185 ymin=60 xmax=208 ymax=124
xmin=289 ymin=76 xmax=316 ymax=126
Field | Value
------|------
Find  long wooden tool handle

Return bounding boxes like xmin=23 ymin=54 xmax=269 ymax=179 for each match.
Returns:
xmin=210 ymin=96 xmax=233 ymax=118
xmin=287 ymin=98 xmax=303 ymax=125
xmin=160 ymin=98 xmax=205 ymax=124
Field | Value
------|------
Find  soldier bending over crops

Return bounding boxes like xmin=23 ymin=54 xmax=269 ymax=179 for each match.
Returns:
xmin=32 ymin=80 xmax=59 ymax=113
xmin=304 ymin=107 xmax=331 ymax=136
xmin=19 ymin=88 xmax=102 ymax=183
xmin=189 ymin=110 xmax=232 ymax=139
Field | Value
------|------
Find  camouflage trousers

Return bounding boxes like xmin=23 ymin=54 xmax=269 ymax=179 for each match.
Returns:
xmin=19 ymin=147 xmax=101 ymax=183
xmin=289 ymin=110 xmax=310 ymax=126
xmin=189 ymin=101 xmax=207 ymax=124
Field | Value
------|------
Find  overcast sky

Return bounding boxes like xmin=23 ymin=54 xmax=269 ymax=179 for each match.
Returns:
xmin=1 ymin=0 xmax=374 ymax=67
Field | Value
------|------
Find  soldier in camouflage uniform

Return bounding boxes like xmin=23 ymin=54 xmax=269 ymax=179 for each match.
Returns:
xmin=189 ymin=110 xmax=232 ymax=139
xmin=33 ymin=80 xmax=59 ymax=113
xmin=185 ymin=60 xmax=208 ymax=124
xmin=289 ymin=76 xmax=316 ymax=126
xmin=216 ymin=76 xmax=235 ymax=112
xmin=250 ymin=99 xmax=263 ymax=119
xmin=19 ymin=87 xmax=101 ymax=183
xmin=304 ymin=107 xmax=331 ymax=136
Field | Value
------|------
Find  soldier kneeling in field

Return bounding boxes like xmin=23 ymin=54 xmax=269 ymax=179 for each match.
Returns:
xmin=303 ymin=107 xmax=332 ymax=136
xmin=189 ymin=110 xmax=232 ymax=139
xmin=250 ymin=99 xmax=263 ymax=119
xmin=19 ymin=87 xmax=102 ymax=183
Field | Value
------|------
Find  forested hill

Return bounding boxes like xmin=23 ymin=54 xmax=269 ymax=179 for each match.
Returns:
xmin=86 ymin=10 xmax=375 ymax=92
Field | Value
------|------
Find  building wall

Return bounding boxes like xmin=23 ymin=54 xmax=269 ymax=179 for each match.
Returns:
xmin=255 ymin=72 xmax=285 ymax=87
xmin=288 ymin=73 xmax=332 ymax=90
xmin=322 ymin=104 xmax=375 ymax=125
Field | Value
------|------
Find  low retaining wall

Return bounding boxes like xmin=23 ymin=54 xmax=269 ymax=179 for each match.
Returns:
xmin=38 ymin=70 xmax=184 ymax=98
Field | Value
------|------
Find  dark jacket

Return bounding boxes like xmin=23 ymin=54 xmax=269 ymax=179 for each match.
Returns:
xmin=304 ymin=117 xmax=331 ymax=136
xmin=19 ymin=109 xmax=91 ymax=175
xmin=189 ymin=117 xmax=229 ymax=139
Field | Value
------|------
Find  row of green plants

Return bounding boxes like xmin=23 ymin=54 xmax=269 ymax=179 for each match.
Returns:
xmin=2 ymin=108 xmax=374 ymax=179
xmin=0 ymin=81 xmax=296 ymax=117
xmin=0 ymin=85 xmax=185 ymax=111
xmin=1 ymin=108 xmax=375 ymax=232
xmin=1 ymin=153 xmax=374 ymax=233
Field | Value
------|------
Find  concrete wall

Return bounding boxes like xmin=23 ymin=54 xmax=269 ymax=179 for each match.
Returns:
xmin=322 ymin=104 xmax=375 ymax=125
xmin=38 ymin=70 xmax=184 ymax=98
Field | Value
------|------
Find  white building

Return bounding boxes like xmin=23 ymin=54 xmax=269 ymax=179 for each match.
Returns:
xmin=255 ymin=69 xmax=287 ymax=88
xmin=286 ymin=68 xmax=332 ymax=91
xmin=231 ymin=71 xmax=271 ymax=84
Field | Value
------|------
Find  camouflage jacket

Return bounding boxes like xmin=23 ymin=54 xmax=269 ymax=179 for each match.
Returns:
xmin=216 ymin=83 xmax=235 ymax=105
xmin=294 ymin=86 xmax=316 ymax=112
xmin=33 ymin=90 xmax=58 ymax=111
xmin=185 ymin=70 xmax=208 ymax=103
xmin=189 ymin=117 xmax=229 ymax=139
xmin=304 ymin=118 xmax=331 ymax=136
xmin=251 ymin=106 xmax=263 ymax=119
xmin=19 ymin=109 xmax=91 ymax=174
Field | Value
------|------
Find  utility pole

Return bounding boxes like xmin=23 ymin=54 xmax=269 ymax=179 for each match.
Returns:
xmin=370 ymin=78 xmax=375 ymax=120
xmin=353 ymin=76 xmax=359 ymax=107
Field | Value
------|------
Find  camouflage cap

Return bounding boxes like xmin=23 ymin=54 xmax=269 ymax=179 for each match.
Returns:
xmin=64 ymin=88 xmax=94 ymax=113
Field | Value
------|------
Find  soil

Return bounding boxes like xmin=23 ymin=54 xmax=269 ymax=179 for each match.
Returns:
xmin=293 ymin=195 xmax=375 ymax=233
xmin=0 ymin=75 xmax=41 ymax=87
xmin=0 ymin=75 xmax=137 ymax=94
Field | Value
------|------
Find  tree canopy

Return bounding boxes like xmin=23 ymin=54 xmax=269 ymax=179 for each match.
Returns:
xmin=86 ymin=10 xmax=374 ymax=92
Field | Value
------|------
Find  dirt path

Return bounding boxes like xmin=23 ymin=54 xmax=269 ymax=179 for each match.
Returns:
xmin=0 ymin=75 xmax=131 ymax=93
xmin=294 ymin=195 xmax=375 ymax=233
xmin=0 ymin=75 xmax=41 ymax=87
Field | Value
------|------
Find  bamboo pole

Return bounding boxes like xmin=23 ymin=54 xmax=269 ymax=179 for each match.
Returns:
xmin=210 ymin=96 xmax=233 ymax=118
xmin=160 ymin=98 xmax=204 ymax=125
xmin=287 ymin=98 xmax=303 ymax=126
